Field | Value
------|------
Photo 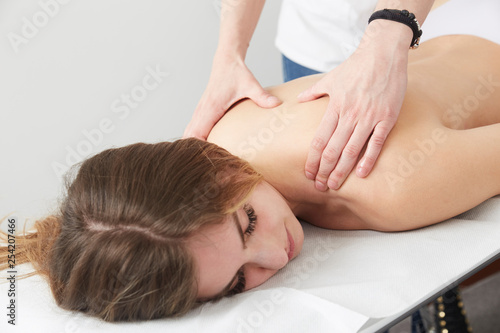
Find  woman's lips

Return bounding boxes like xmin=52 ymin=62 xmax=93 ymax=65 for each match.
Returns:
xmin=286 ymin=228 xmax=295 ymax=261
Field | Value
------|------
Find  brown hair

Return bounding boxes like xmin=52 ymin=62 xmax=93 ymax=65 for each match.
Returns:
xmin=0 ymin=138 xmax=263 ymax=322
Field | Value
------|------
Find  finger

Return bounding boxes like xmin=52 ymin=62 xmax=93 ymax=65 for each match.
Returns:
xmin=182 ymin=122 xmax=193 ymax=139
xmin=356 ymin=122 xmax=392 ymax=178
xmin=304 ymin=109 xmax=339 ymax=182
xmin=182 ymin=104 xmax=225 ymax=140
xmin=183 ymin=122 xmax=207 ymax=140
xmin=327 ymin=124 xmax=372 ymax=190
xmin=182 ymin=119 xmax=210 ymax=140
xmin=297 ymin=83 xmax=327 ymax=103
xmin=314 ymin=118 xmax=354 ymax=191
xmin=248 ymin=89 xmax=282 ymax=109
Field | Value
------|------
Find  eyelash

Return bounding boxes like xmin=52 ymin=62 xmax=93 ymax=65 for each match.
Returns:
xmin=228 ymin=268 xmax=245 ymax=295
xmin=229 ymin=204 xmax=257 ymax=295
xmin=244 ymin=204 xmax=257 ymax=236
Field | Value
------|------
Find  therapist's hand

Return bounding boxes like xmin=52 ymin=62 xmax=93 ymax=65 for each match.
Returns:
xmin=298 ymin=21 xmax=409 ymax=191
xmin=183 ymin=53 xmax=282 ymax=140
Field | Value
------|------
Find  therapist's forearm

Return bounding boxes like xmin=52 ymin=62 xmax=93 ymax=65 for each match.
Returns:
xmin=216 ymin=0 xmax=267 ymax=61
xmin=374 ymin=0 xmax=434 ymax=25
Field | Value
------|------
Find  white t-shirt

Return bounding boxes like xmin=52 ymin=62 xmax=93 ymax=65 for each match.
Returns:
xmin=275 ymin=0 xmax=378 ymax=72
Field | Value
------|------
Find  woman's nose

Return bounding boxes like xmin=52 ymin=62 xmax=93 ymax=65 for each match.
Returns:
xmin=249 ymin=241 xmax=288 ymax=270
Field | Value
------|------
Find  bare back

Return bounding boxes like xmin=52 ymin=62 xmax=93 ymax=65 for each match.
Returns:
xmin=207 ymin=35 xmax=500 ymax=231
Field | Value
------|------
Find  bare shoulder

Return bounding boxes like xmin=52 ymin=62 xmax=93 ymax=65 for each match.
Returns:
xmin=410 ymin=35 xmax=500 ymax=68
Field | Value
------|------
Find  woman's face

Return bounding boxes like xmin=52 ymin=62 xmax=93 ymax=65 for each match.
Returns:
xmin=189 ymin=180 xmax=304 ymax=300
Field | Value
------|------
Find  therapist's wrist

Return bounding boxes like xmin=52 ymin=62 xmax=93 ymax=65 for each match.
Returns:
xmin=353 ymin=20 xmax=411 ymax=74
xmin=363 ymin=19 xmax=414 ymax=53
xmin=213 ymin=46 xmax=246 ymax=73
xmin=214 ymin=43 xmax=247 ymax=64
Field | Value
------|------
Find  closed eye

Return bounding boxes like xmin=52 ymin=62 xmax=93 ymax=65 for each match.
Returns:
xmin=244 ymin=203 xmax=257 ymax=236
xmin=228 ymin=267 xmax=245 ymax=295
xmin=228 ymin=204 xmax=257 ymax=295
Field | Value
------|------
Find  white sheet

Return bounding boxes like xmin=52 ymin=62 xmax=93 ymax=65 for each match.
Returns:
xmin=261 ymin=196 xmax=500 ymax=318
xmin=0 ymin=265 xmax=369 ymax=333
xmin=1 ymin=196 xmax=499 ymax=332
xmin=421 ymin=0 xmax=500 ymax=45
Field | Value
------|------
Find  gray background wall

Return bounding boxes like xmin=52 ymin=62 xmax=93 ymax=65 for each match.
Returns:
xmin=0 ymin=0 xmax=283 ymax=222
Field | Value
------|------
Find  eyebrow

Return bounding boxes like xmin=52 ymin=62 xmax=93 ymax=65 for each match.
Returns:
xmin=233 ymin=210 xmax=246 ymax=250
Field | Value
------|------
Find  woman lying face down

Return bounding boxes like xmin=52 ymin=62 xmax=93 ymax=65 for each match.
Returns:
xmin=2 ymin=35 xmax=500 ymax=322
xmin=0 ymin=139 xmax=303 ymax=321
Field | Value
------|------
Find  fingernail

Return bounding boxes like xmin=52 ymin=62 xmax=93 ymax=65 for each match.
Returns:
xmin=328 ymin=180 xmax=338 ymax=190
xmin=267 ymin=96 xmax=280 ymax=104
xmin=357 ymin=166 xmax=367 ymax=177
xmin=315 ymin=180 xmax=327 ymax=191
xmin=305 ymin=171 xmax=314 ymax=180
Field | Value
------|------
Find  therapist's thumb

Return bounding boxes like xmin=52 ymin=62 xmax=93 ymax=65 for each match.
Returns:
xmin=297 ymin=84 xmax=325 ymax=103
xmin=250 ymin=90 xmax=282 ymax=109
xmin=183 ymin=110 xmax=221 ymax=140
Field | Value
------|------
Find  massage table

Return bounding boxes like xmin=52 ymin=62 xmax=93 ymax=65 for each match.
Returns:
xmin=1 ymin=0 xmax=499 ymax=332
xmin=1 ymin=196 xmax=499 ymax=332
